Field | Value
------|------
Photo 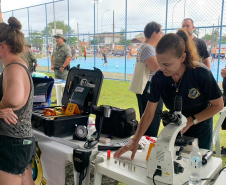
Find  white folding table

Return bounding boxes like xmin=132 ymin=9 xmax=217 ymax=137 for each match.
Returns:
xmin=33 ymin=129 xmax=98 ymax=185
xmin=33 ymin=129 xmax=127 ymax=185
xmin=94 ymin=147 xmax=222 ymax=185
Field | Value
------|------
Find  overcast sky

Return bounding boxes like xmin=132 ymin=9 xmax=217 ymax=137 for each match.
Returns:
xmin=2 ymin=0 xmax=53 ymax=12
xmin=1 ymin=0 xmax=224 ymax=40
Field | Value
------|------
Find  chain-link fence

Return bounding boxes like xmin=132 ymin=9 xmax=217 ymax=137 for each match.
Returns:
xmin=3 ymin=0 xmax=226 ymax=82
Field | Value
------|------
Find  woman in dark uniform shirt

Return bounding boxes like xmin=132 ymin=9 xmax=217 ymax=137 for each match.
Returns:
xmin=114 ymin=29 xmax=224 ymax=160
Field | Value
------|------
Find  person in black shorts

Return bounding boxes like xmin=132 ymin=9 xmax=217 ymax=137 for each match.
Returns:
xmin=210 ymin=45 xmax=217 ymax=64
xmin=102 ymin=49 xmax=108 ymax=67
xmin=114 ymin=29 xmax=223 ymax=160
xmin=0 ymin=17 xmax=36 ymax=185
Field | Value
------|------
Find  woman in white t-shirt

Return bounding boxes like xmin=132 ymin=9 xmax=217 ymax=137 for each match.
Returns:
xmin=129 ymin=21 xmax=163 ymax=137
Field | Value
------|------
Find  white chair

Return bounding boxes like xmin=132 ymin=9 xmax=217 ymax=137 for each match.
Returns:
xmin=212 ymin=107 xmax=226 ymax=158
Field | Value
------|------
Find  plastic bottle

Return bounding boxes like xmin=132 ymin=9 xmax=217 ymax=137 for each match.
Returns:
xmin=87 ymin=117 xmax=96 ymax=137
xmin=189 ymin=146 xmax=202 ymax=185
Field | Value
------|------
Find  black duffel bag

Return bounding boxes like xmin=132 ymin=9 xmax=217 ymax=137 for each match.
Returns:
xmin=95 ymin=107 xmax=138 ymax=138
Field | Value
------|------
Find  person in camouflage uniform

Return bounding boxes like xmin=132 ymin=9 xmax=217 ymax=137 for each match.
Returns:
xmin=24 ymin=43 xmax=38 ymax=73
xmin=51 ymin=34 xmax=72 ymax=80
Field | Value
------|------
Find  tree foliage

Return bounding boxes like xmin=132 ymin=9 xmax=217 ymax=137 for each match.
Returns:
xmin=25 ymin=31 xmax=43 ymax=48
xmin=41 ymin=20 xmax=75 ymax=36
xmin=193 ymin=28 xmax=199 ymax=38
xmin=201 ymin=29 xmax=220 ymax=43
xmin=89 ymin=38 xmax=100 ymax=45
xmin=67 ymin=37 xmax=78 ymax=46
xmin=115 ymin=38 xmax=132 ymax=46
xmin=116 ymin=28 xmax=132 ymax=46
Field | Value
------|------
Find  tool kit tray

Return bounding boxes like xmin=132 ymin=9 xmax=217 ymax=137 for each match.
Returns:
xmin=32 ymin=66 xmax=103 ymax=137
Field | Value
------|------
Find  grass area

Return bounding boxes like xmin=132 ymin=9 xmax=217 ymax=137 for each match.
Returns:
xmin=44 ymin=72 xmax=226 ymax=167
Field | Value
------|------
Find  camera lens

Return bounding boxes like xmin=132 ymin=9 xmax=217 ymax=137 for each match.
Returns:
xmin=168 ymin=112 xmax=181 ymax=125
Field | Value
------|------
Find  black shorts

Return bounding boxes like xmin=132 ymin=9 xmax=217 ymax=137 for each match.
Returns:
xmin=104 ymin=56 xmax=107 ymax=63
xmin=0 ymin=135 xmax=36 ymax=175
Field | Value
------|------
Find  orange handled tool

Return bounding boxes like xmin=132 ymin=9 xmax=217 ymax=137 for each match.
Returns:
xmin=146 ymin=143 xmax=156 ymax=161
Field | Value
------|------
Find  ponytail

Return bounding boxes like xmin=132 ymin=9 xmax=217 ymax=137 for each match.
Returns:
xmin=176 ymin=29 xmax=200 ymax=68
xmin=156 ymin=29 xmax=200 ymax=69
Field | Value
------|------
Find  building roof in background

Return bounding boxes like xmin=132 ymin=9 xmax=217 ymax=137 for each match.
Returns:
xmin=90 ymin=32 xmax=122 ymax=38
xmin=131 ymin=38 xmax=145 ymax=43
xmin=80 ymin=42 xmax=88 ymax=46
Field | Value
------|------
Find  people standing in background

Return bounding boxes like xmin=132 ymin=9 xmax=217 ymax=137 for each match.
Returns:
xmin=221 ymin=67 xmax=226 ymax=94
xmin=51 ymin=34 xmax=72 ymax=80
xmin=84 ymin=48 xmax=87 ymax=60
xmin=71 ymin=46 xmax=77 ymax=60
xmin=48 ymin=45 xmax=52 ymax=56
xmin=221 ymin=67 xmax=226 ymax=101
xmin=182 ymin=18 xmax=211 ymax=69
xmin=127 ymin=48 xmax=131 ymax=60
xmin=109 ymin=50 xmax=112 ymax=58
xmin=129 ymin=21 xmax=163 ymax=137
xmin=101 ymin=48 xmax=104 ymax=59
xmin=210 ymin=45 xmax=217 ymax=65
xmin=24 ymin=43 xmax=38 ymax=73
xmin=221 ymin=67 xmax=226 ymax=78
xmin=0 ymin=16 xmax=36 ymax=185
xmin=102 ymin=49 xmax=108 ymax=68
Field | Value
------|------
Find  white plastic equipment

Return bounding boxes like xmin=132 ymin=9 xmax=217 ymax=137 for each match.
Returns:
xmin=212 ymin=107 xmax=226 ymax=158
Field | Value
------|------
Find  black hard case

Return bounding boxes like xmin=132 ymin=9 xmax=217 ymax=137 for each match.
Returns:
xmin=32 ymin=67 xmax=103 ymax=137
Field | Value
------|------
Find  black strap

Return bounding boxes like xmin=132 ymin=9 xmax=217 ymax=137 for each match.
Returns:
xmin=191 ymin=115 xmax=196 ymax=120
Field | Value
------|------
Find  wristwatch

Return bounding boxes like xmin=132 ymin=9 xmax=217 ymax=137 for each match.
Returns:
xmin=191 ymin=115 xmax=198 ymax=125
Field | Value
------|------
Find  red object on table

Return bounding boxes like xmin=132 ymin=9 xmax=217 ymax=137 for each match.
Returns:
xmin=145 ymin=136 xmax=156 ymax=143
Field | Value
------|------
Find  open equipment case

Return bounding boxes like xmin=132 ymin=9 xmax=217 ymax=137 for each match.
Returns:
xmin=33 ymin=76 xmax=54 ymax=109
xmin=31 ymin=66 xmax=103 ymax=137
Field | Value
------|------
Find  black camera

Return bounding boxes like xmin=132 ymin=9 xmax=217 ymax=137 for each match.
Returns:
xmin=158 ymin=111 xmax=182 ymax=126
xmin=84 ymin=105 xmax=111 ymax=149
xmin=158 ymin=95 xmax=182 ymax=126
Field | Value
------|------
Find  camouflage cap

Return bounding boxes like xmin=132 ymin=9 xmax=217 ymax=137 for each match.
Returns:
xmin=53 ymin=34 xmax=66 ymax=41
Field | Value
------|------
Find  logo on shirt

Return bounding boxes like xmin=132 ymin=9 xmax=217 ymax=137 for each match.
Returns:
xmin=188 ymin=88 xmax=200 ymax=99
